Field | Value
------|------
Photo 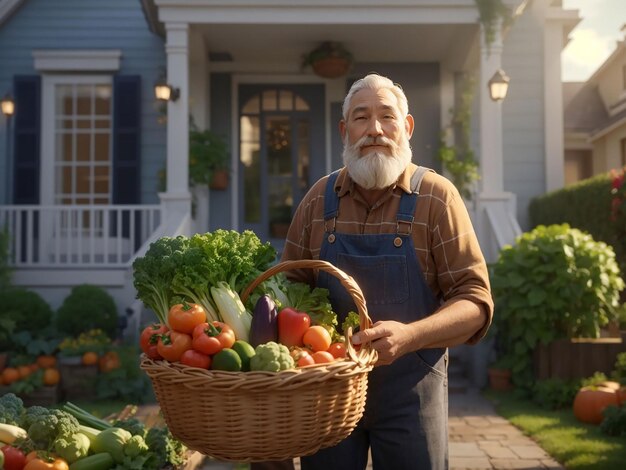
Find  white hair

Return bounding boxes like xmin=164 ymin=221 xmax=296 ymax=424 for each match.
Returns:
xmin=342 ymin=73 xmax=409 ymax=120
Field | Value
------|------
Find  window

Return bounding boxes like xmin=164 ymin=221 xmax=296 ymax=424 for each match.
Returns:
xmin=41 ymin=75 xmax=113 ymax=206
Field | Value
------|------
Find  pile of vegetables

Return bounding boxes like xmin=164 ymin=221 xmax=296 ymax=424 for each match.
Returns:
xmin=134 ymin=230 xmax=363 ymax=373
xmin=0 ymin=393 xmax=187 ymax=470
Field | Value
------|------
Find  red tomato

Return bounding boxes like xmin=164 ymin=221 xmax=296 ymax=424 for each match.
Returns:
xmin=327 ymin=342 xmax=347 ymax=359
xmin=139 ymin=323 xmax=168 ymax=354
xmin=311 ymin=351 xmax=335 ymax=364
xmin=2 ymin=445 xmax=27 ymax=470
xmin=277 ymin=308 xmax=311 ymax=347
xmin=192 ymin=321 xmax=236 ymax=355
xmin=157 ymin=331 xmax=193 ymax=362
xmin=296 ymin=351 xmax=316 ymax=367
xmin=167 ymin=303 xmax=207 ymax=333
xmin=303 ymin=325 xmax=332 ymax=352
xmin=180 ymin=349 xmax=211 ymax=369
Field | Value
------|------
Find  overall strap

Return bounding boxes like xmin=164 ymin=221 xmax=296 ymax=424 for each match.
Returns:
xmin=396 ymin=166 xmax=433 ymax=235
xmin=323 ymin=169 xmax=342 ymax=221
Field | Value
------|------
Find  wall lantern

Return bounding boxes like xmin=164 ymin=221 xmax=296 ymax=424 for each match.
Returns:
xmin=488 ymin=69 xmax=510 ymax=102
xmin=1 ymin=93 xmax=15 ymax=116
xmin=154 ymin=78 xmax=180 ymax=102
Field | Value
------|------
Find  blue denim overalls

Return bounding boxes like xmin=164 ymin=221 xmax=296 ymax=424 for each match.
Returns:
xmin=300 ymin=168 xmax=448 ymax=470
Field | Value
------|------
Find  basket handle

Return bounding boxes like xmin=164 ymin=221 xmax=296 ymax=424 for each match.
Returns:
xmin=240 ymin=259 xmax=376 ymax=365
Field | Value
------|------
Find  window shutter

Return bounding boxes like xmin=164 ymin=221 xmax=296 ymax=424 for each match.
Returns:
xmin=12 ymin=75 xmax=41 ymax=204
xmin=112 ymin=75 xmax=141 ymax=204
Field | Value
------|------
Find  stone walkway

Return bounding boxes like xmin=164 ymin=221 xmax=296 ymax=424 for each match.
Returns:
xmin=194 ymin=388 xmax=563 ymax=470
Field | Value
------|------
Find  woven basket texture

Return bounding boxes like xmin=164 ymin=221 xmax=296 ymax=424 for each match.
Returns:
xmin=140 ymin=259 xmax=377 ymax=462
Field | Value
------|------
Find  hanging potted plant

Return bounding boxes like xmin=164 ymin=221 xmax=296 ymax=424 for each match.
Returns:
xmin=302 ymin=41 xmax=353 ymax=79
xmin=189 ymin=129 xmax=230 ymax=190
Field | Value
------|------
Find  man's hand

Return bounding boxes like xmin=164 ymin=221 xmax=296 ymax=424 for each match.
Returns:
xmin=351 ymin=320 xmax=414 ymax=366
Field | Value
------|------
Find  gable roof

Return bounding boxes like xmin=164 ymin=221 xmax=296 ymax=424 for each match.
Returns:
xmin=563 ymin=82 xmax=608 ymax=133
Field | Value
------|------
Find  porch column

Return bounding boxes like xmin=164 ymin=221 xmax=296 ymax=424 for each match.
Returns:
xmin=475 ymin=22 xmax=521 ymax=264
xmin=161 ymin=22 xmax=191 ymax=223
xmin=479 ymin=23 xmax=504 ymax=194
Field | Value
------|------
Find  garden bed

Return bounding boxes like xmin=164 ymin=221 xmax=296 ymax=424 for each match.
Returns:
xmin=0 ymin=384 xmax=59 ymax=407
xmin=533 ymin=337 xmax=625 ymax=380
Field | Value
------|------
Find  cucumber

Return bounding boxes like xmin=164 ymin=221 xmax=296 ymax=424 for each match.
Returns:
xmin=69 ymin=452 xmax=114 ymax=470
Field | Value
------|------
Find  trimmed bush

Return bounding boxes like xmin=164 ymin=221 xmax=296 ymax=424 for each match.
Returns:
xmin=0 ymin=288 xmax=54 ymax=334
xmin=56 ymin=284 xmax=118 ymax=338
xmin=491 ymin=224 xmax=625 ymax=390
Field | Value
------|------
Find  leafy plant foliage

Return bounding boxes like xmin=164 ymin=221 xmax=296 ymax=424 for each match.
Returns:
xmin=491 ymin=224 xmax=625 ymax=390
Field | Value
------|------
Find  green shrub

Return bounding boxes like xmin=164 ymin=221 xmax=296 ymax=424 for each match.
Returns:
xmin=600 ymin=404 xmax=626 ymax=437
xmin=56 ymin=285 xmax=119 ymax=338
xmin=491 ymin=224 xmax=625 ymax=390
xmin=529 ymin=172 xmax=626 ymax=280
xmin=531 ymin=378 xmax=580 ymax=410
xmin=611 ymin=352 xmax=626 ymax=385
xmin=0 ymin=229 xmax=11 ymax=291
xmin=0 ymin=289 xmax=53 ymax=338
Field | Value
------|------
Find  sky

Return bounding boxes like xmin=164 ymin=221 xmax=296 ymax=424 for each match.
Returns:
xmin=562 ymin=0 xmax=626 ymax=82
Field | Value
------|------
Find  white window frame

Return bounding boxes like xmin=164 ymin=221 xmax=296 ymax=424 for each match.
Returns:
xmin=40 ymin=74 xmax=113 ymax=206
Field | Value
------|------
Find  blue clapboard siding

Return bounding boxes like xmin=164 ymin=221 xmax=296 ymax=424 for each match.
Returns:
xmin=0 ymin=0 xmax=166 ymax=205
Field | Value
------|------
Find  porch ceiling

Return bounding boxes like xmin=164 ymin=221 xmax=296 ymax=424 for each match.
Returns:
xmin=195 ymin=23 xmax=479 ymax=70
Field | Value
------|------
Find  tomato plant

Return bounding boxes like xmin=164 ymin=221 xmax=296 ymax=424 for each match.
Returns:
xmin=167 ymin=303 xmax=207 ymax=334
xmin=157 ymin=331 xmax=193 ymax=362
xmin=303 ymin=325 xmax=332 ymax=352
xmin=1 ymin=445 xmax=26 ymax=470
xmin=180 ymin=349 xmax=211 ymax=369
xmin=277 ymin=308 xmax=311 ymax=347
xmin=192 ymin=321 xmax=236 ymax=355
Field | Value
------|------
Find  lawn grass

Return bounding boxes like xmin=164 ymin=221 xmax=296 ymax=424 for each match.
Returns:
xmin=485 ymin=390 xmax=626 ymax=470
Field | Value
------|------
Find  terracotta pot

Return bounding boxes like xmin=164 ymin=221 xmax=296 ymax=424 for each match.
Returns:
xmin=488 ymin=367 xmax=513 ymax=391
xmin=210 ymin=169 xmax=229 ymax=190
xmin=312 ymin=57 xmax=352 ymax=79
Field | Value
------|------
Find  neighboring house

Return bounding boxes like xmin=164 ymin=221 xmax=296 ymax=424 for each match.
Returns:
xmin=0 ymin=0 xmax=578 ymax=355
xmin=564 ymin=27 xmax=626 ymax=185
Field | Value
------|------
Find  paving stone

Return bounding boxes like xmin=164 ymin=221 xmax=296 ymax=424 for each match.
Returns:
xmin=450 ymin=442 xmax=487 ymax=458
xmin=491 ymin=459 xmax=544 ymax=469
xmin=450 ymin=456 xmax=493 ymax=469
xmin=479 ymin=444 xmax=518 ymax=459
xmin=510 ymin=445 xmax=550 ymax=459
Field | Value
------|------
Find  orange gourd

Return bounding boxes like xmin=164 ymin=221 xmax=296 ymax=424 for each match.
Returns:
xmin=2 ymin=367 xmax=20 ymax=385
xmin=36 ymin=355 xmax=57 ymax=368
xmin=81 ymin=351 xmax=99 ymax=365
xmin=573 ymin=385 xmax=620 ymax=425
xmin=98 ymin=351 xmax=121 ymax=372
xmin=42 ymin=367 xmax=61 ymax=386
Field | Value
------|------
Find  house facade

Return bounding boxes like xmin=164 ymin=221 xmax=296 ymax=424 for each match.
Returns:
xmin=0 ymin=1 xmax=578 ymax=362
xmin=564 ymin=29 xmax=626 ymax=185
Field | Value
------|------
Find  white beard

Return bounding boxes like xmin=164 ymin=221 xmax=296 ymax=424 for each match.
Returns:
xmin=342 ymin=133 xmax=413 ymax=189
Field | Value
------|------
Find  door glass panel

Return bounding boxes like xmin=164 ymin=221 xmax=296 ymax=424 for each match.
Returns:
xmin=278 ymin=91 xmax=293 ymax=111
xmin=241 ymin=116 xmax=261 ymax=223
xmin=262 ymin=90 xmax=277 ymax=111
xmin=297 ymin=120 xmax=310 ymax=198
xmin=267 ymin=117 xmax=293 ymax=238
xmin=295 ymin=96 xmax=309 ymax=111
xmin=242 ymin=96 xmax=260 ymax=114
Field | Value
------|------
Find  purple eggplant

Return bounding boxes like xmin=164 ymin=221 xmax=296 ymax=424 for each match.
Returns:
xmin=249 ymin=294 xmax=279 ymax=347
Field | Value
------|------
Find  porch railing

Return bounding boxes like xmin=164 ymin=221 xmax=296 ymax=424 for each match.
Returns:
xmin=0 ymin=204 xmax=162 ymax=267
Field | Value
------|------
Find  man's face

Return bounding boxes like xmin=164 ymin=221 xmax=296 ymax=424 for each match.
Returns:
xmin=340 ymin=87 xmax=412 ymax=154
xmin=340 ymin=87 xmax=414 ymax=190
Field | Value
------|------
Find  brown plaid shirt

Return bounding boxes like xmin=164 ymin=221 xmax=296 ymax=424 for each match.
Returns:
xmin=280 ymin=163 xmax=494 ymax=343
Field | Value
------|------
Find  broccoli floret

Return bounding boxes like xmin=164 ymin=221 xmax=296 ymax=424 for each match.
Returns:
xmin=54 ymin=432 xmax=90 ymax=463
xmin=20 ymin=405 xmax=49 ymax=430
xmin=27 ymin=408 xmax=81 ymax=450
xmin=0 ymin=393 xmax=24 ymax=425
xmin=124 ymin=434 xmax=149 ymax=457
xmin=145 ymin=427 xmax=186 ymax=468
xmin=112 ymin=417 xmax=147 ymax=438
xmin=250 ymin=341 xmax=295 ymax=372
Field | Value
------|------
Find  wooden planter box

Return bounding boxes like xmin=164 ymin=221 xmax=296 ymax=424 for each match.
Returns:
xmin=533 ymin=337 xmax=625 ymax=381
xmin=0 ymin=385 xmax=60 ymax=407
xmin=57 ymin=361 xmax=99 ymax=401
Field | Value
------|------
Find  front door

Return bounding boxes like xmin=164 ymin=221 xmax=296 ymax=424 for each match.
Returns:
xmin=238 ymin=84 xmax=325 ymax=247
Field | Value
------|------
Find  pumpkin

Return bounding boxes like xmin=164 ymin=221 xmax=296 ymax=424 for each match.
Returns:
xmin=81 ymin=351 xmax=99 ymax=366
xmin=98 ymin=351 xmax=120 ymax=372
xmin=36 ymin=355 xmax=57 ymax=369
xmin=572 ymin=385 xmax=620 ymax=425
xmin=42 ymin=368 xmax=61 ymax=386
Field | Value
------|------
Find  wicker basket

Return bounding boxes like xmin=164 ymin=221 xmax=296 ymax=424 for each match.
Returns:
xmin=140 ymin=259 xmax=377 ymax=462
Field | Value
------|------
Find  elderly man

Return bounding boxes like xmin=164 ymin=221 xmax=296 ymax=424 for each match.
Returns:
xmin=266 ymin=73 xmax=493 ymax=470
